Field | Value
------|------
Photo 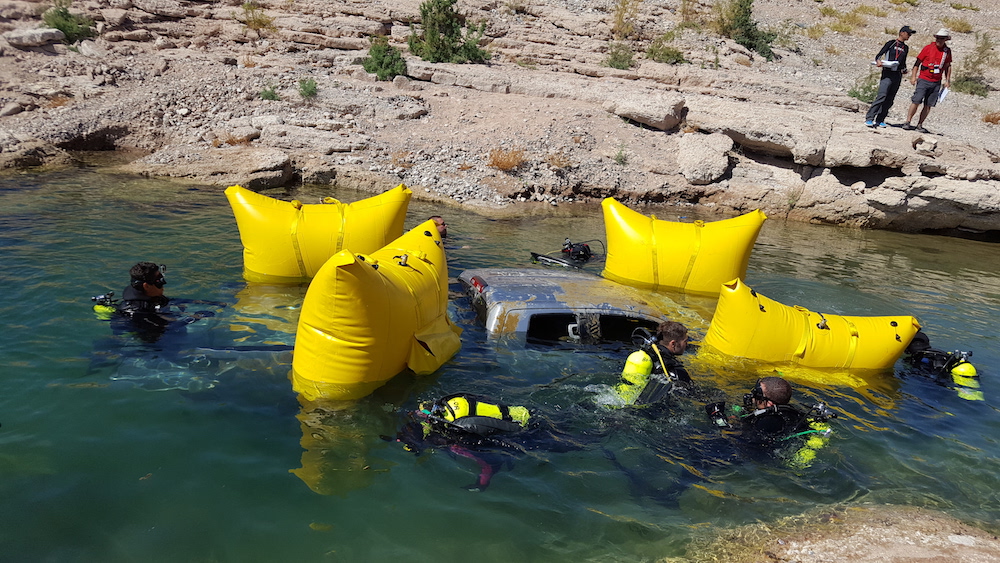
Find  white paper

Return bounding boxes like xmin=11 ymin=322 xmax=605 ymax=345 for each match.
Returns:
xmin=938 ymin=87 xmax=949 ymax=104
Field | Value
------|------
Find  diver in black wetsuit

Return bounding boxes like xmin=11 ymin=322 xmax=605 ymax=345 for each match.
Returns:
xmin=614 ymin=321 xmax=692 ymax=407
xmin=388 ymin=393 xmax=583 ymax=492
xmin=115 ymin=261 xmax=172 ymax=343
xmin=903 ymin=329 xmax=981 ymax=401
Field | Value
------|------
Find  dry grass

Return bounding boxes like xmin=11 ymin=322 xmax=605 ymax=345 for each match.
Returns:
xmin=805 ymin=24 xmax=826 ymax=39
xmin=735 ymin=54 xmax=752 ymax=66
xmin=984 ymin=111 xmax=1000 ymax=125
xmin=390 ymin=150 xmax=414 ymax=169
xmin=826 ymin=45 xmax=841 ymax=55
xmin=457 ymin=161 xmax=474 ymax=171
xmin=45 ymin=95 xmax=73 ymax=108
xmin=488 ymin=147 xmax=527 ymax=172
xmin=545 ymin=151 xmax=573 ymax=169
xmin=854 ymin=4 xmax=887 ymax=17
xmin=241 ymin=54 xmax=257 ymax=68
xmin=829 ymin=21 xmax=854 ymax=34
xmin=941 ymin=16 xmax=973 ymax=33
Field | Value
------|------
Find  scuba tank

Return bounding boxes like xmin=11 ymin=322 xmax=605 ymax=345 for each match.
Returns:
xmin=91 ymin=291 xmax=118 ymax=320
xmin=422 ymin=393 xmax=530 ymax=436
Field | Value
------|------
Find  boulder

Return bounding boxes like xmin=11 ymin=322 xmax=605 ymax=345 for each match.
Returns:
xmin=121 ymin=145 xmax=293 ymax=189
xmin=676 ymin=132 xmax=733 ymax=185
xmin=3 ymin=29 xmax=66 ymax=48
xmin=132 ymin=0 xmax=188 ymax=18
xmin=602 ymin=92 xmax=686 ymax=131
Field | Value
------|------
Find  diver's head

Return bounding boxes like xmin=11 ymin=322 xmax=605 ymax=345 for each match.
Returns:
xmin=429 ymin=216 xmax=447 ymax=238
xmin=744 ymin=376 xmax=792 ymax=410
xmin=129 ymin=262 xmax=166 ymax=297
xmin=656 ymin=321 xmax=688 ymax=355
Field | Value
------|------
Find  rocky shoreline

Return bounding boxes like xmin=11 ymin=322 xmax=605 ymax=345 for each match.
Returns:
xmin=2 ymin=0 xmax=1000 ymax=234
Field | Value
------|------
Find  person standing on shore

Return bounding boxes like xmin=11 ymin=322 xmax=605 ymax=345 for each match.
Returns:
xmin=903 ymin=28 xmax=953 ymax=133
xmin=865 ymin=26 xmax=915 ymax=128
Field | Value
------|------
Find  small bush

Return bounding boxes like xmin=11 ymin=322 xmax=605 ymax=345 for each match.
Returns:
xmin=613 ymin=143 xmax=628 ymax=166
xmin=983 ymin=111 xmax=1000 ymax=125
xmin=952 ymin=76 xmax=989 ymax=97
xmin=818 ymin=6 xmax=839 ymax=17
xmin=408 ymin=0 xmax=489 ymax=64
xmin=941 ymin=16 xmax=972 ymax=34
xmin=888 ymin=0 xmax=919 ymax=5
xmin=42 ymin=0 xmax=93 ymax=44
xmin=362 ymin=36 xmax=407 ymax=81
xmin=612 ymin=0 xmax=643 ymax=40
xmin=647 ymin=34 xmax=686 ymax=64
xmin=805 ymin=24 xmax=826 ymax=39
xmin=604 ymin=42 xmax=634 ymax=69
xmin=951 ymin=2 xmax=979 ymax=10
xmin=712 ymin=0 xmax=776 ymax=61
xmin=488 ymin=148 xmax=527 ymax=172
xmin=854 ymin=4 xmax=886 ymax=16
xmin=952 ymin=32 xmax=996 ymax=97
xmin=234 ymin=1 xmax=276 ymax=37
xmin=545 ymin=151 xmax=573 ymax=169
xmin=298 ymin=78 xmax=318 ymax=99
xmin=848 ymin=70 xmax=879 ymax=102
xmin=260 ymin=84 xmax=279 ymax=101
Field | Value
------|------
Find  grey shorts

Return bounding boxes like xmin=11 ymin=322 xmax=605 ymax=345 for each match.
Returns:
xmin=912 ymin=78 xmax=942 ymax=107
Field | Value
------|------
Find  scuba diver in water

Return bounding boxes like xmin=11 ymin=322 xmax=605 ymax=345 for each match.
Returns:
xmin=705 ymin=376 xmax=838 ymax=466
xmin=903 ymin=329 xmax=981 ymax=401
xmin=613 ymin=321 xmax=693 ymax=407
xmin=387 ymin=393 xmax=582 ymax=492
xmin=115 ymin=261 xmax=172 ymax=342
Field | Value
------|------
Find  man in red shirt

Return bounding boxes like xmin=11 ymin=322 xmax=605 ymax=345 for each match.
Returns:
xmin=903 ymin=28 xmax=953 ymax=133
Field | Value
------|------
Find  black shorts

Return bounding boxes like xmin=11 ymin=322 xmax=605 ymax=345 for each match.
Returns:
xmin=912 ymin=78 xmax=942 ymax=107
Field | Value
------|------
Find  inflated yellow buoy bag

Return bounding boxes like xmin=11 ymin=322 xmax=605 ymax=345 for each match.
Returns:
xmin=225 ymin=184 xmax=411 ymax=283
xmin=704 ymin=279 xmax=920 ymax=370
xmin=601 ymin=198 xmax=766 ymax=296
xmin=291 ymin=220 xmax=462 ymax=401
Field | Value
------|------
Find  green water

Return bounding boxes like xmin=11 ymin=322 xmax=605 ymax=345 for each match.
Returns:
xmin=2 ymin=166 xmax=999 ymax=562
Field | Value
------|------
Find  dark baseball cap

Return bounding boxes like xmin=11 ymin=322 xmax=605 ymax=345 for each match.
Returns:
xmin=900 ymin=26 xmax=916 ymax=34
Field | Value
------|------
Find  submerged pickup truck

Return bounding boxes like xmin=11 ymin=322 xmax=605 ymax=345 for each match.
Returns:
xmin=457 ymin=268 xmax=701 ymax=346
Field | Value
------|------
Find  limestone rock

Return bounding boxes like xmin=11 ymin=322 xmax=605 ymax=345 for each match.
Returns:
xmin=121 ymin=145 xmax=292 ymax=189
xmin=602 ymin=93 xmax=686 ymax=131
xmin=677 ymin=132 xmax=733 ymax=185
xmin=3 ymin=29 xmax=65 ymax=48
xmin=132 ymin=0 xmax=188 ymax=19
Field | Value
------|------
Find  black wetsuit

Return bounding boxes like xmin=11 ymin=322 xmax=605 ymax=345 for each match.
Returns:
xmin=737 ymin=404 xmax=809 ymax=448
xmin=114 ymin=285 xmax=172 ymax=343
xmin=633 ymin=349 xmax=692 ymax=406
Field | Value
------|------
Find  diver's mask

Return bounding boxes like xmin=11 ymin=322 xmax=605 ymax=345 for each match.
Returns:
xmin=743 ymin=379 xmax=768 ymax=410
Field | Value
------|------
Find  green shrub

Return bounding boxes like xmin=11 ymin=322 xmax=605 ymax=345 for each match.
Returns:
xmin=952 ymin=76 xmax=989 ymax=97
xmin=408 ymin=0 xmax=489 ymax=64
xmin=713 ymin=0 xmax=776 ymax=61
xmin=952 ymin=32 xmax=996 ymax=97
xmin=647 ymin=35 xmax=686 ymax=64
xmin=604 ymin=42 xmax=634 ymax=69
xmin=612 ymin=0 xmax=643 ymax=40
xmin=42 ymin=0 xmax=94 ymax=44
xmin=234 ymin=1 xmax=276 ymax=37
xmin=362 ymin=36 xmax=407 ymax=80
xmin=260 ymin=84 xmax=279 ymax=101
xmin=848 ymin=70 xmax=879 ymax=102
xmin=298 ymin=78 xmax=318 ymax=100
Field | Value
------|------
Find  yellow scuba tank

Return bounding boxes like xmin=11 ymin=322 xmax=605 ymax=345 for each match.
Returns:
xmin=91 ymin=292 xmax=118 ymax=320
xmin=614 ymin=350 xmax=653 ymax=405
xmin=789 ymin=421 xmax=832 ymax=469
xmin=950 ymin=360 xmax=983 ymax=401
